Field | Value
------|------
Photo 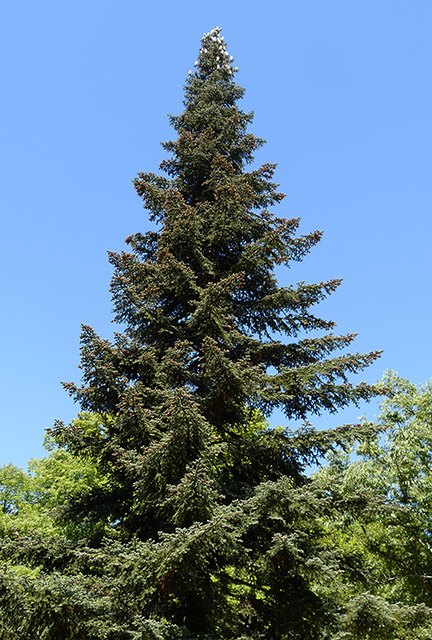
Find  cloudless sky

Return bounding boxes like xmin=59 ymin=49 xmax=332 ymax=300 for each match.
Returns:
xmin=1 ymin=1 xmax=431 ymax=468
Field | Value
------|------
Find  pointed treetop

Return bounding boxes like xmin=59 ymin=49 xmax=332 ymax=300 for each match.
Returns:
xmin=188 ymin=27 xmax=238 ymax=79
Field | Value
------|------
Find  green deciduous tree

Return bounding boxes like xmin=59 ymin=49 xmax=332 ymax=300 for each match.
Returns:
xmin=314 ymin=371 xmax=432 ymax=638
xmin=0 ymin=414 xmax=106 ymax=540
xmin=0 ymin=28 xmax=384 ymax=639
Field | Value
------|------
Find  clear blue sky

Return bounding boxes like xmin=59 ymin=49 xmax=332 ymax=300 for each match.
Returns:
xmin=1 ymin=1 xmax=431 ymax=468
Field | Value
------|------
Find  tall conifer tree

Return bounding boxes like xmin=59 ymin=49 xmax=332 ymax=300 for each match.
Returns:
xmin=1 ymin=28 xmax=384 ymax=639
xmin=59 ymin=26 xmax=379 ymax=537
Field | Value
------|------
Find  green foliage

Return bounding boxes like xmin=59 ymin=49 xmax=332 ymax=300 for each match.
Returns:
xmin=0 ymin=27 xmax=386 ymax=638
xmin=314 ymin=371 xmax=432 ymax=637
xmin=0 ymin=413 xmax=106 ymax=539
xmin=0 ymin=464 xmax=30 ymax=515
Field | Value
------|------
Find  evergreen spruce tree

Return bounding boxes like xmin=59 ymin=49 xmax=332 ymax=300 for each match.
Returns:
xmin=0 ymin=28 xmax=386 ymax=639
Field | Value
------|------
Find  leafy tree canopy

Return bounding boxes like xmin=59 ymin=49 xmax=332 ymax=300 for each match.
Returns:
xmin=317 ymin=372 xmax=432 ymax=601
xmin=0 ymin=413 xmax=107 ymax=540
xmin=314 ymin=371 xmax=432 ymax=637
